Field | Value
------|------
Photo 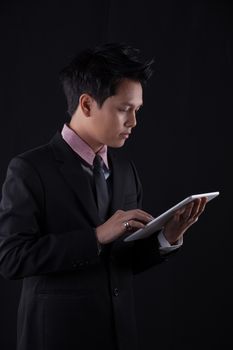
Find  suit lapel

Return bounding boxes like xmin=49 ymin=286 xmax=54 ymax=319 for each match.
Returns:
xmin=49 ymin=132 xmax=128 ymax=224
xmin=49 ymin=132 xmax=101 ymax=227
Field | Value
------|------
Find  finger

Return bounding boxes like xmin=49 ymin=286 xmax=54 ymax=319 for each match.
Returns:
xmin=128 ymin=208 xmax=154 ymax=218
xmin=176 ymin=202 xmax=194 ymax=216
xmin=188 ymin=198 xmax=202 ymax=218
xmin=183 ymin=202 xmax=195 ymax=219
xmin=192 ymin=197 xmax=207 ymax=219
xmin=125 ymin=219 xmax=146 ymax=231
xmin=183 ymin=198 xmax=203 ymax=221
xmin=126 ymin=209 xmax=154 ymax=223
xmin=184 ymin=198 xmax=207 ymax=226
xmin=176 ymin=202 xmax=194 ymax=221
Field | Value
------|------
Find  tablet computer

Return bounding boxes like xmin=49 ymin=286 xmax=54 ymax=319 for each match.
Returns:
xmin=123 ymin=191 xmax=219 ymax=242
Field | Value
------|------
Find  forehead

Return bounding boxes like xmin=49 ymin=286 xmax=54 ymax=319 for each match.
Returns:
xmin=110 ymin=79 xmax=143 ymax=106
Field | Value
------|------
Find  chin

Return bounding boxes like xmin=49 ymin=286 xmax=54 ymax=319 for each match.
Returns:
xmin=107 ymin=140 xmax=125 ymax=148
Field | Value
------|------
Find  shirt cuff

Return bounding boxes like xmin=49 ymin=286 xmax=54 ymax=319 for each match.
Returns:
xmin=157 ymin=230 xmax=183 ymax=255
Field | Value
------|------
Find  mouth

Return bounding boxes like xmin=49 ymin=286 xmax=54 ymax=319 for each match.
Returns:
xmin=120 ymin=133 xmax=130 ymax=139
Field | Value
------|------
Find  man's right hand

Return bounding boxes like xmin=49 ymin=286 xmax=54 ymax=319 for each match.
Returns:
xmin=95 ymin=209 xmax=154 ymax=244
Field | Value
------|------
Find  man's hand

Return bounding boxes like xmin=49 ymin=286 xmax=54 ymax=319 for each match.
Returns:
xmin=96 ymin=209 xmax=153 ymax=244
xmin=163 ymin=197 xmax=207 ymax=245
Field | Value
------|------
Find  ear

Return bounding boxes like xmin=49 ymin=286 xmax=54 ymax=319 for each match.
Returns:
xmin=79 ymin=94 xmax=94 ymax=117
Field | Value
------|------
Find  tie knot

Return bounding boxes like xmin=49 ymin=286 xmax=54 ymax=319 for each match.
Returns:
xmin=93 ymin=155 xmax=103 ymax=170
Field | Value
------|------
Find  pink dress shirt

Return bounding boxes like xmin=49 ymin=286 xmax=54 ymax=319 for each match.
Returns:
xmin=61 ymin=123 xmax=109 ymax=168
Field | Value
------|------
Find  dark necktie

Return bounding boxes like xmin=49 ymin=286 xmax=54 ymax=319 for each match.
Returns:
xmin=93 ymin=155 xmax=109 ymax=223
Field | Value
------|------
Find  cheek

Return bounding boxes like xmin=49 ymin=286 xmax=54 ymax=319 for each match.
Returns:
xmin=95 ymin=110 xmax=124 ymax=137
xmin=105 ymin=115 xmax=123 ymax=131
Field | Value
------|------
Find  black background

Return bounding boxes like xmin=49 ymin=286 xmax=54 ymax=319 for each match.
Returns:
xmin=0 ymin=0 xmax=232 ymax=349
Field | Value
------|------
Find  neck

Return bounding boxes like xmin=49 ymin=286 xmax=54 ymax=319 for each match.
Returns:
xmin=69 ymin=119 xmax=104 ymax=154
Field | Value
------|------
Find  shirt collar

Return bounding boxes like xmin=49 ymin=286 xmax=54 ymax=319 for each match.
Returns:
xmin=61 ymin=123 xmax=109 ymax=169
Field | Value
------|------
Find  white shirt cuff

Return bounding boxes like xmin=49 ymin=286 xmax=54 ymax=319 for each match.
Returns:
xmin=157 ymin=230 xmax=183 ymax=255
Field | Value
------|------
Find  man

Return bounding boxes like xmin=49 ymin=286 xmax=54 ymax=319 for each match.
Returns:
xmin=0 ymin=43 xmax=206 ymax=350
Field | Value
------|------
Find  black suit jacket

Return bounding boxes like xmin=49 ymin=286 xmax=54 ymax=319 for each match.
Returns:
xmin=0 ymin=132 xmax=167 ymax=350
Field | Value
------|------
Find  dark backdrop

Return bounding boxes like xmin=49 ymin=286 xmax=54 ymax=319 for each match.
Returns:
xmin=0 ymin=0 xmax=232 ymax=349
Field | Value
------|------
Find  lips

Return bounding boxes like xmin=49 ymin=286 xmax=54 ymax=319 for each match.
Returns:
xmin=120 ymin=133 xmax=130 ymax=139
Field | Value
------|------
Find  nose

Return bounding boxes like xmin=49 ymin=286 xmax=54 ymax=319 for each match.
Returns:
xmin=125 ymin=111 xmax=137 ymax=128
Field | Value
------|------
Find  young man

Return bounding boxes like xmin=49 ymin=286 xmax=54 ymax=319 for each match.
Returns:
xmin=0 ymin=43 xmax=206 ymax=350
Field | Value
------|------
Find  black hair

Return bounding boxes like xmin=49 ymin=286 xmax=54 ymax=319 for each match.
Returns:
xmin=59 ymin=42 xmax=154 ymax=116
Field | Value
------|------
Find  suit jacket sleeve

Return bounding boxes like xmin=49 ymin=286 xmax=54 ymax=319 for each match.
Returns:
xmin=0 ymin=157 xmax=100 ymax=280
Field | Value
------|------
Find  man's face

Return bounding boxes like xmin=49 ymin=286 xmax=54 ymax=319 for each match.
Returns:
xmin=89 ymin=78 xmax=143 ymax=148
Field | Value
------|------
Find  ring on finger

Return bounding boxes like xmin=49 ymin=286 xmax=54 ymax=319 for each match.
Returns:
xmin=124 ymin=221 xmax=132 ymax=232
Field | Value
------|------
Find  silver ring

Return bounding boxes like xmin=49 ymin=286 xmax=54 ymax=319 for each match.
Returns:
xmin=124 ymin=221 xmax=131 ymax=232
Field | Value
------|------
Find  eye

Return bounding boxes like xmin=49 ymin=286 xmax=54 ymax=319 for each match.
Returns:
xmin=118 ymin=108 xmax=128 ymax=112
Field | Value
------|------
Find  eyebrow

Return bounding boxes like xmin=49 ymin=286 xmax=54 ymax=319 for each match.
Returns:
xmin=120 ymin=102 xmax=143 ymax=108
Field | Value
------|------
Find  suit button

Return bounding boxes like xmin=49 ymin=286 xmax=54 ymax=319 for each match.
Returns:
xmin=78 ymin=261 xmax=89 ymax=268
xmin=113 ymin=288 xmax=119 ymax=297
xmin=72 ymin=261 xmax=89 ymax=269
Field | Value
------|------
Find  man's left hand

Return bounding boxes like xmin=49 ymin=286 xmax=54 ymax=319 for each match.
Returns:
xmin=163 ymin=197 xmax=207 ymax=245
